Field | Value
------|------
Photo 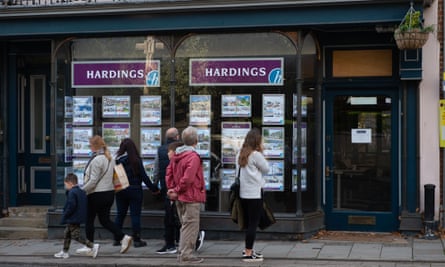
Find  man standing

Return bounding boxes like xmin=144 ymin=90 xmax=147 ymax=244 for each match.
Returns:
xmin=154 ymin=127 xmax=180 ymax=254
xmin=166 ymin=126 xmax=206 ymax=264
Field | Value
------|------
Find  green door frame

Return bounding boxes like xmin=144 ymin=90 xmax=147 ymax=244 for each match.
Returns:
xmin=324 ymin=87 xmax=400 ymax=231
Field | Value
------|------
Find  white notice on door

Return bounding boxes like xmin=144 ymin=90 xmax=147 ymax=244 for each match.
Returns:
xmin=351 ymin=128 xmax=372 ymax=143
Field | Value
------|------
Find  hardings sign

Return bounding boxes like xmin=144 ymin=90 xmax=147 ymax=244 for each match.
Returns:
xmin=72 ymin=60 xmax=161 ymax=88
xmin=189 ymin=58 xmax=284 ymax=86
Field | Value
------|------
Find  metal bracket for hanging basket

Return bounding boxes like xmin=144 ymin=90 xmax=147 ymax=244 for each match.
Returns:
xmin=394 ymin=2 xmax=432 ymax=50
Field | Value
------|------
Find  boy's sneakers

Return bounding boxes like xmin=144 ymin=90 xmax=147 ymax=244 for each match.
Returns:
xmin=86 ymin=243 xmax=100 ymax=258
xmin=195 ymin=230 xmax=205 ymax=251
xmin=242 ymin=249 xmax=263 ymax=258
xmin=54 ymin=250 xmax=69 ymax=259
xmin=156 ymin=245 xmax=177 ymax=254
xmin=120 ymin=234 xmax=133 ymax=253
xmin=75 ymin=246 xmax=91 ymax=254
xmin=242 ymin=254 xmax=263 ymax=262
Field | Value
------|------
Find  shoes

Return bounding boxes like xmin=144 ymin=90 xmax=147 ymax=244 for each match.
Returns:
xmin=133 ymin=240 xmax=147 ymax=248
xmin=86 ymin=243 xmax=99 ymax=258
xmin=195 ymin=230 xmax=205 ymax=251
xmin=242 ymin=254 xmax=263 ymax=262
xmin=242 ymin=249 xmax=263 ymax=258
xmin=75 ymin=245 xmax=91 ymax=254
xmin=113 ymin=240 xmax=120 ymax=246
xmin=54 ymin=250 xmax=69 ymax=259
xmin=156 ymin=245 xmax=177 ymax=254
xmin=181 ymin=257 xmax=204 ymax=264
xmin=120 ymin=234 xmax=133 ymax=253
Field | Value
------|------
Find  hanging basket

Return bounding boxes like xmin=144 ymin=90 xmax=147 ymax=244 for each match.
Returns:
xmin=394 ymin=28 xmax=429 ymax=50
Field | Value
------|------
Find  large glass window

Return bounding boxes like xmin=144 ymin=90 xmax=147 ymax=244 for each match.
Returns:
xmin=55 ymin=32 xmax=319 ymax=214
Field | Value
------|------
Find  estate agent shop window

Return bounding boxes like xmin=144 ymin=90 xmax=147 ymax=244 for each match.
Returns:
xmin=58 ymin=32 xmax=318 ymax=214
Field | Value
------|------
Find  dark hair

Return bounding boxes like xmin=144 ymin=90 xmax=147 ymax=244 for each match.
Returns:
xmin=65 ymin=173 xmax=78 ymax=184
xmin=238 ymin=128 xmax=263 ymax=167
xmin=168 ymin=141 xmax=184 ymax=153
xmin=116 ymin=138 xmax=142 ymax=177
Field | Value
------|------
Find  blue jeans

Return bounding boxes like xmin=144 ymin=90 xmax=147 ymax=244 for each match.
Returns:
xmin=115 ymin=186 xmax=143 ymax=239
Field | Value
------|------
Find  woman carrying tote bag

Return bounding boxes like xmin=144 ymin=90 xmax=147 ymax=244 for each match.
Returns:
xmin=235 ymin=128 xmax=270 ymax=263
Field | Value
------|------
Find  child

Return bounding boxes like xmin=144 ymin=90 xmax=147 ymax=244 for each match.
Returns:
xmin=54 ymin=173 xmax=99 ymax=259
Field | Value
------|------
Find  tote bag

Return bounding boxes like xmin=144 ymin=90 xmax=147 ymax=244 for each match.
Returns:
xmin=113 ymin=163 xmax=129 ymax=192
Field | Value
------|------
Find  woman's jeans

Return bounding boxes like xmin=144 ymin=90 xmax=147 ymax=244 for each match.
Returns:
xmin=114 ymin=186 xmax=143 ymax=239
xmin=86 ymin=190 xmax=125 ymax=242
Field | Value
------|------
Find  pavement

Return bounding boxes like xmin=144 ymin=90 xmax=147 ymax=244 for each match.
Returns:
xmin=0 ymin=234 xmax=444 ymax=267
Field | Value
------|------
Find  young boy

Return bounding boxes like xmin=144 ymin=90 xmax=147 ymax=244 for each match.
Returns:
xmin=54 ymin=173 xmax=99 ymax=259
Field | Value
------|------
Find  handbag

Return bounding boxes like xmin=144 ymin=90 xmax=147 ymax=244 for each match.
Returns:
xmin=230 ymin=168 xmax=241 ymax=198
xmin=113 ymin=163 xmax=129 ymax=192
xmin=258 ymin=200 xmax=276 ymax=230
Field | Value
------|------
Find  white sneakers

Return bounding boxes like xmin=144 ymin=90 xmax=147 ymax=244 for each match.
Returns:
xmin=75 ymin=245 xmax=91 ymax=254
xmin=73 ymin=243 xmax=100 ymax=258
xmin=54 ymin=250 xmax=69 ymax=259
xmin=120 ymin=234 xmax=133 ymax=253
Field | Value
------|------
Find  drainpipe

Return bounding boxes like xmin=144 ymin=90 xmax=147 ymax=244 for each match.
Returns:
xmin=442 ymin=0 xmax=445 ymax=229
xmin=1 ymin=43 xmax=7 ymax=216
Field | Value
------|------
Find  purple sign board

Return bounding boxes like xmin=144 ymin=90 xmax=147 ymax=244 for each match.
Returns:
xmin=72 ymin=60 xmax=160 ymax=88
xmin=190 ymin=58 xmax=283 ymax=86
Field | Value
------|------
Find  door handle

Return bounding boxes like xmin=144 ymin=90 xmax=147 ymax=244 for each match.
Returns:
xmin=325 ymin=166 xmax=334 ymax=177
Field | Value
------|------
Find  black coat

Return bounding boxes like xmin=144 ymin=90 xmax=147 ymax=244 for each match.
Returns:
xmin=60 ymin=185 xmax=87 ymax=225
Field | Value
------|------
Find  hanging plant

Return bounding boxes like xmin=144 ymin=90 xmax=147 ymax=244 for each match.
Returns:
xmin=394 ymin=4 xmax=434 ymax=50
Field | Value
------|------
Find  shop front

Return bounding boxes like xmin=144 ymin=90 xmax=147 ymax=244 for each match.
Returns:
xmin=0 ymin=0 xmax=434 ymax=238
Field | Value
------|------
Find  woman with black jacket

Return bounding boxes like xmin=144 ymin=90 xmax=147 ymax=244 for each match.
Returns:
xmin=114 ymin=138 xmax=159 ymax=247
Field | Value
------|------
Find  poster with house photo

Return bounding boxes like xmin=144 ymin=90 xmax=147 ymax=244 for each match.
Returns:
xmin=190 ymin=95 xmax=211 ymax=125
xmin=73 ymin=96 xmax=93 ymax=125
xmin=263 ymin=160 xmax=284 ymax=191
xmin=293 ymin=121 xmax=307 ymax=164
xmin=102 ymin=122 xmax=131 ymax=155
xmin=221 ymin=94 xmax=251 ymax=117
xmin=221 ymin=122 xmax=251 ymax=164
xmin=262 ymin=127 xmax=284 ymax=158
xmin=220 ymin=168 xmax=236 ymax=191
xmin=140 ymin=95 xmax=162 ymax=125
xmin=102 ymin=95 xmax=131 ymax=118
xmin=72 ymin=127 xmax=93 ymax=157
xmin=262 ymin=94 xmax=284 ymax=125
xmin=140 ymin=127 xmax=161 ymax=157
xmin=292 ymin=168 xmax=307 ymax=192
xmin=196 ymin=127 xmax=211 ymax=158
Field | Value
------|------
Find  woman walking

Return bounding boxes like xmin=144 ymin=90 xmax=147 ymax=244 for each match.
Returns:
xmin=78 ymin=135 xmax=133 ymax=254
xmin=114 ymin=138 xmax=159 ymax=247
xmin=236 ymin=128 xmax=270 ymax=262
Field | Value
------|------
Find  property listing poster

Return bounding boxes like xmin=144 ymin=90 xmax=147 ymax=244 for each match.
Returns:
xmin=196 ymin=127 xmax=211 ymax=158
xmin=190 ymin=95 xmax=211 ymax=125
xmin=140 ymin=95 xmax=162 ymax=125
xmin=140 ymin=127 xmax=161 ymax=157
xmin=220 ymin=168 xmax=236 ymax=191
xmin=221 ymin=122 xmax=251 ymax=164
xmin=65 ymin=96 xmax=73 ymax=118
xmin=72 ymin=127 xmax=93 ymax=157
xmin=72 ymin=159 xmax=89 ymax=186
xmin=262 ymin=127 xmax=285 ymax=158
xmin=293 ymin=94 xmax=308 ymax=117
xmin=202 ymin=160 xmax=211 ymax=191
xmin=263 ymin=160 xmax=284 ymax=191
xmin=292 ymin=168 xmax=307 ymax=192
xmin=143 ymin=159 xmax=155 ymax=188
xmin=221 ymin=94 xmax=251 ymax=117
xmin=102 ymin=123 xmax=131 ymax=155
xmin=64 ymin=123 xmax=73 ymax=162
xmin=262 ymin=94 xmax=285 ymax=125
xmin=293 ymin=122 xmax=307 ymax=164
xmin=73 ymin=96 xmax=93 ymax=125
xmin=102 ymin=96 xmax=131 ymax=118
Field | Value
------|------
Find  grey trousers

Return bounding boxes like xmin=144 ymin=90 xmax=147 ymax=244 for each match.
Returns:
xmin=176 ymin=201 xmax=201 ymax=261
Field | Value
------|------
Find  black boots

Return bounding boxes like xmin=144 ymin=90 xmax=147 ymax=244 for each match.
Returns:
xmin=133 ymin=233 xmax=147 ymax=248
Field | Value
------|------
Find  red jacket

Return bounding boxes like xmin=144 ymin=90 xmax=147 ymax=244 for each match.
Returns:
xmin=166 ymin=150 xmax=206 ymax=203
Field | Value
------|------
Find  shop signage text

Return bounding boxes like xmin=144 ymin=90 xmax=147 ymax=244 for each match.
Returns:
xmin=190 ymin=58 xmax=283 ymax=86
xmin=72 ymin=60 xmax=160 ymax=88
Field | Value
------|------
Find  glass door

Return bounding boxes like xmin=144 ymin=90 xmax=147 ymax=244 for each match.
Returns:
xmin=324 ymin=88 xmax=399 ymax=231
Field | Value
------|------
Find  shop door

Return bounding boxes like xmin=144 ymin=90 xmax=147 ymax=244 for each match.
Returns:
xmin=16 ymin=73 xmax=51 ymax=205
xmin=324 ymin=88 xmax=399 ymax=231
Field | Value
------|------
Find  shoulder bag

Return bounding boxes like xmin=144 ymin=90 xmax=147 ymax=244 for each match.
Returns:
xmin=113 ymin=161 xmax=130 ymax=192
